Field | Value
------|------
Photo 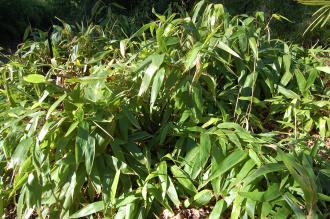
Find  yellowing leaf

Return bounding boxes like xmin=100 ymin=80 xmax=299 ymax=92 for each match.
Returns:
xmin=23 ymin=74 xmax=46 ymax=83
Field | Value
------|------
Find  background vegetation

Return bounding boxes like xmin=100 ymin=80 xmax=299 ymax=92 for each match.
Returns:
xmin=0 ymin=0 xmax=329 ymax=50
xmin=0 ymin=0 xmax=329 ymax=218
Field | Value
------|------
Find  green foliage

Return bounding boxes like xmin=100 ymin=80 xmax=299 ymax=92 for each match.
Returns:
xmin=0 ymin=1 xmax=330 ymax=218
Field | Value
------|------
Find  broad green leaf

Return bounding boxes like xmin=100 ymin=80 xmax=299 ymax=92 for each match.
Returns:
xmin=283 ymin=194 xmax=305 ymax=218
xmin=167 ymin=177 xmax=180 ymax=207
xmin=37 ymin=121 xmax=54 ymax=142
xmin=230 ymin=159 xmax=256 ymax=188
xmin=9 ymin=173 xmax=28 ymax=198
xmin=26 ymin=172 xmax=41 ymax=209
xmin=202 ymin=117 xmax=220 ymax=128
xmin=130 ymin=23 xmax=154 ymax=39
xmin=209 ymin=200 xmax=226 ymax=219
xmin=249 ymin=37 xmax=258 ymax=58
xmin=319 ymin=117 xmax=327 ymax=138
xmin=123 ymin=110 xmax=141 ymax=129
xmin=295 ymin=69 xmax=306 ymax=94
xmin=278 ymin=149 xmax=317 ymax=215
xmin=248 ymin=149 xmax=262 ymax=167
xmin=23 ymin=74 xmax=46 ymax=84
xmin=120 ymin=40 xmax=126 ymax=57
xmin=210 ymin=140 xmax=224 ymax=191
xmin=171 ymin=165 xmax=197 ymax=196
xmin=243 ymin=163 xmax=286 ymax=185
xmin=156 ymin=27 xmax=167 ymax=52
xmin=246 ymin=198 xmax=256 ymax=219
xmin=150 ymin=68 xmax=165 ymax=111
xmin=278 ymin=85 xmax=300 ymax=99
xmin=231 ymin=193 xmax=242 ymax=219
xmin=200 ymin=74 xmax=217 ymax=97
xmin=191 ymin=133 xmax=211 ymax=179
xmin=111 ymin=170 xmax=120 ymax=204
xmin=83 ymin=67 xmax=107 ymax=102
xmin=31 ymin=90 xmax=49 ymax=109
xmin=87 ymin=51 xmax=111 ymax=64
xmin=280 ymin=71 xmax=293 ymax=86
xmin=184 ymin=43 xmax=202 ymax=71
xmin=261 ymin=202 xmax=272 ymax=218
xmin=282 ymin=54 xmax=291 ymax=73
xmin=192 ymin=0 xmax=206 ymax=23
xmin=209 ymin=149 xmax=247 ymax=181
xmin=138 ymin=54 xmax=165 ymax=96
xmin=217 ymin=122 xmax=246 ymax=132
xmin=218 ymin=41 xmax=241 ymax=59
xmin=192 ymin=190 xmax=213 ymax=207
xmin=239 ymin=183 xmax=281 ymax=202
xmin=46 ymin=93 xmax=67 ymax=120
xmin=242 ymin=71 xmax=258 ymax=96
xmin=152 ymin=8 xmax=166 ymax=22
xmin=85 ymin=136 xmax=95 ymax=175
xmin=8 ymin=138 xmax=33 ymax=169
xmin=148 ymin=185 xmax=172 ymax=210
xmin=316 ymin=66 xmax=330 ymax=74
xmin=116 ymin=195 xmax=140 ymax=208
xmin=318 ymin=193 xmax=330 ymax=202
xmin=70 ymin=201 xmax=104 ymax=218
xmin=76 ymin=121 xmax=89 ymax=166
xmin=305 ymin=69 xmax=318 ymax=90
xmin=183 ymin=19 xmax=200 ymax=41
xmin=61 ymin=171 xmax=77 ymax=218
xmin=65 ymin=121 xmax=79 ymax=137
xmin=272 ymin=13 xmax=292 ymax=23
xmin=158 ymin=161 xmax=168 ymax=199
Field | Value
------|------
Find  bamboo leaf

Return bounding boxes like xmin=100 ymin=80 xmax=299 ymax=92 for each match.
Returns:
xmin=70 ymin=201 xmax=104 ymax=218
xmin=209 ymin=149 xmax=248 ymax=181
xmin=150 ymin=68 xmax=165 ymax=111
xmin=316 ymin=66 xmax=330 ymax=74
xmin=218 ymin=41 xmax=241 ymax=59
xmin=138 ymin=54 xmax=165 ymax=96
xmin=278 ymin=85 xmax=300 ymax=99
xmin=191 ymin=133 xmax=211 ymax=179
xmin=8 ymin=138 xmax=33 ymax=169
xmin=23 ymin=74 xmax=46 ymax=84
xmin=46 ymin=93 xmax=67 ymax=120
xmin=243 ymin=163 xmax=286 ymax=185
xmin=171 ymin=165 xmax=197 ymax=196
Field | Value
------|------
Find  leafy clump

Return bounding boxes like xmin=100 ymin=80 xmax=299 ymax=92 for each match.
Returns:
xmin=0 ymin=1 xmax=330 ymax=218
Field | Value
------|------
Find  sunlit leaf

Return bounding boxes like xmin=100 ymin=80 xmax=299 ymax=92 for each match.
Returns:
xmin=23 ymin=74 xmax=46 ymax=84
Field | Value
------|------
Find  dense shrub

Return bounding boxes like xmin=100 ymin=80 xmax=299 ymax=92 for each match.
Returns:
xmin=0 ymin=0 xmax=329 ymax=218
